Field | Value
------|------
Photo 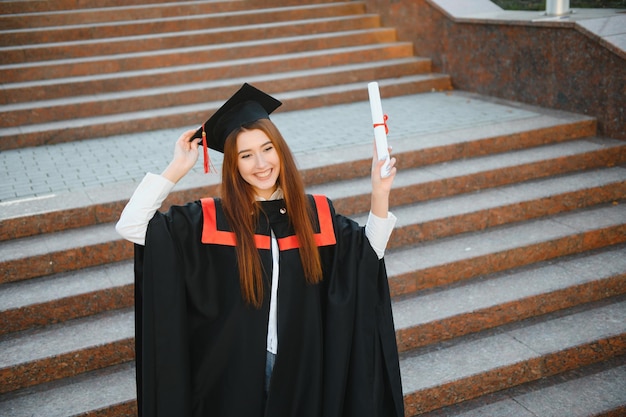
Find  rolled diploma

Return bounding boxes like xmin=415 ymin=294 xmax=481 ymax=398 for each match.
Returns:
xmin=367 ymin=82 xmax=391 ymax=177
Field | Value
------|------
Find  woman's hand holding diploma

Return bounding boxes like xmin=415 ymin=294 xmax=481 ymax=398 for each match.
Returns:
xmin=368 ymin=81 xmax=391 ymax=178
xmin=368 ymin=81 xmax=396 ymax=218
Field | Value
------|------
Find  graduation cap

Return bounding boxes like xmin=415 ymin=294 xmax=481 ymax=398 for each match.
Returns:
xmin=192 ymin=83 xmax=282 ymax=172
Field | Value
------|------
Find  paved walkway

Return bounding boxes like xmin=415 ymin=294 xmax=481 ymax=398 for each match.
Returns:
xmin=0 ymin=91 xmax=538 ymax=204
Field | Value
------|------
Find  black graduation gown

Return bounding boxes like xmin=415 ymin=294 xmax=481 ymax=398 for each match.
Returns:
xmin=134 ymin=194 xmax=404 ymax=417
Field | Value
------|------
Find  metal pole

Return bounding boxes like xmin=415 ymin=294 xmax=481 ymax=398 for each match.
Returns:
xmin=546 ymin=0 xmax=570 ymax=16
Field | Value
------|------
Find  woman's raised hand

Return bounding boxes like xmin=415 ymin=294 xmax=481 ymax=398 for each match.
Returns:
xmin=370 ymin=143 xmax=397 ymax=218
xmin=161 ymin=129 xmax=201 ymax=183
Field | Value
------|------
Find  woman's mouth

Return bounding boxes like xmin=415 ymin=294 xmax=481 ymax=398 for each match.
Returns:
xmin=255 ymin=169 xmax=272 ymax=180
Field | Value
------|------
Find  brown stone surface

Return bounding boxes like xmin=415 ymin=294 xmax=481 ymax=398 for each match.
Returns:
xmin=0 ymin=284 xmax=134 ymax=335
xmin=1 ymin=240 xmax=134 ymax=284
xmin=390 ymin=181 xmax=626 ymax=248
xmin=361 ymin=0 xmax=626 ymax=139
xmin=395 ymin=275 xmax=626 ymax=352
xmin=402 ymin=330 xmax=626 ymax=415
xmin=1 ymin=75 xmax=450 ymax=151
xmin=76 ymin=401 xmax=137 ymax=417
xmin=389 ymin=222 xmax=626 ymax=297
xmin=0 ymin=3 xmax=367 ymax=46
xmin=1 ymin=44 xmax=418 ymax=124
xmin=404 ymin=359 xmax=544 ymax=415
xmin=1 ymin=29 xmax=399 ymax=86
xmin=0 ymin=16 xmax=383 ymax=64
xmin=0 ymin=1 xmax=245 ymax=28
xmin=1 ymin=2 xmax=625 ymax=414
xmin=0 ymin=338 xmax=134 ymax=393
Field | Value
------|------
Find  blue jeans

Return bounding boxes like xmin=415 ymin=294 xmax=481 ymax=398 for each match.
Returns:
xmin=265 ymin=351 xmax=276 ymax=395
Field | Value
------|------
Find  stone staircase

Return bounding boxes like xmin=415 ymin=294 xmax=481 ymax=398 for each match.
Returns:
xmin=1 ymin=1 xmax=625 ymax=416
xmin=0 ymin=0 xmax=450 ymax=150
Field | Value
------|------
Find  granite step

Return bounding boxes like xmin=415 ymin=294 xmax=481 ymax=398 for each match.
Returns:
xmin=0 ymin=14 xmax=383 ymax=64
xmin=0 ymin=106 xmax=600 ymax=241
xmin=0 ymin=0 xmax=253 ymax=29
xmin=392 ymin=244 xmax=626 ymax=351
xmin=0 ymin=0 xmax=622 ymax=414
xmin=0 ymin=28 xmax=398 ymax=84
xmin=0 ymin=243 xmax=623 ymax=394
xmin=0 ymin=0 xmax=265 ymax=14
xmin=0 ymin=75 xmax=453 ymax=150
xmin=0 ymin=308 xmax=134 ymax=394
xmin=0 ymin=2 xmax=366 ymax=46
xmin=321 ymin=140 xmax=626 ymax=219
xmin=2 ymin=139 xmax=622 ymax=284
xmin=2 ymin=201 xmax=623 ymax=315
xmin=3 ymin=167 xmax=623 ymax=334
xmin=0 ymin=362 xmax=137 ymax=417
xmin=417 ymin=355 xmax=626 ymax=417
xmin=385 ymin=202 xmax=626 ymax=297
xmin=0 ymin=261 xmax=134 ymax=336
xmin=2 ymin=359 xmax=625 ymax=417
xmin=0 ymin=222 xmax=133 ymax=285
xmin=400 ymin=297 xmax=626 ymax=415
xmin=0 ymin=44 xmax=421 ymax=117
xmin=1 ymin=295 xmax=623 ymax=415
xmin=365 ymin=166 xmax=626 ymax=246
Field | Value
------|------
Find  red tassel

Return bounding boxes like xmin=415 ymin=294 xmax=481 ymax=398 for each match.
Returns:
xmin=202 ymin=127 xmax=209 ymax=173
xmin=201 ymin=124 xmax=216 ymax=174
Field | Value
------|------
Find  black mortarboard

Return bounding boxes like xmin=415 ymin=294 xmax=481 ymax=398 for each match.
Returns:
xmin=191 ymin=83 xmax=282 ymax=172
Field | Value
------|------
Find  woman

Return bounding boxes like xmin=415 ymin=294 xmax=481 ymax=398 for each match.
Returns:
xmin=116 ymin=83 xmax=403 ymax=417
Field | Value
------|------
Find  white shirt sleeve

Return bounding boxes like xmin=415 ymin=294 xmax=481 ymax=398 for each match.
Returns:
xmin=365 ymin=211 xmax=397 ymax=259
xmin=115 ymin=173 xmax=175 ymax=245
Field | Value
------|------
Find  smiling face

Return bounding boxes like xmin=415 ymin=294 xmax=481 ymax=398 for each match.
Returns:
xmin=236 ymin=128 xmax=281 ymax=199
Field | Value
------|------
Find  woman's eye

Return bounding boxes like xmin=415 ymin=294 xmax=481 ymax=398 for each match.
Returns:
xmin=264 ymin=146 xmax=273 ymax=152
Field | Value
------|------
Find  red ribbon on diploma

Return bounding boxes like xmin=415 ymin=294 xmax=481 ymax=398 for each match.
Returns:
xmin=373 ymin=114 xmax=389 ymax=134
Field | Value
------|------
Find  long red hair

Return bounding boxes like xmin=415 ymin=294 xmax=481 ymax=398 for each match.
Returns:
xmin=220 ymin=119 xmax=323 ymax=308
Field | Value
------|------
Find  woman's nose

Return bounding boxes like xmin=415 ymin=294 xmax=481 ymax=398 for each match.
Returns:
xmin=255 ymin=153 xmax=268 ymax=168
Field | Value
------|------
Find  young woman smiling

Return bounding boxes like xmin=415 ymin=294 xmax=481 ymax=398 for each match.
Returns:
xmin=116 ymin=83 xmax=404 ymax=417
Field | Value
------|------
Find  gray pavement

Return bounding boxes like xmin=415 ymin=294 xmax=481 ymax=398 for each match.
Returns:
xmin=0 ymin=91 xmax=538 ymax=204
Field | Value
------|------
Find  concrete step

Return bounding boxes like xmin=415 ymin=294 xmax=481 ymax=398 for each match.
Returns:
xmin=2 ymin=297 xmax=623 ymax=415
xmin=0 ymin=362 xmax=137 ymax=417
xmin=0 ymin=308 xmax=134 ymax=394
xmin=0 ymin=14 xmax=383 ymax=64
xmin=417 ymin=355 xmax=626 ymax=417
xmin=320 ymin=140 xmax=626 ymax=219
xmin=0 ymin=75 xmax=453 ymax=150
xmin=0 ymin=28 xmax=399 ymax=84
xmin=400 ymin=297 xmax=626 ymax=415
xmin=393 ymin=244 xmax=626 ymax=351
xmin=386 ymin=202 xmax=626 ymax=297
xmin=0 ymin=1 xmax=254 ymax=29
xmin=0 ymin=14 xmax=380 ymax=63
xmin=0 ymin=98 xmax=599 ymax=241
xmin=0 ymin=261 xmax=133 ymax=336
xmin=0 ymin=0 xmax=269 ymax=14
xmin=0 ymin=44 xmax=421 ymax=115
xmin=1 ymin=1 xmax=623 ymax=413
xmin=0 ymin=2 xmax=366 ymax=46
xmin=2 ymin=360 xmax=625 ymax=417
xmin=3 ymin=138 xmax=623 ymax=284
xmin=3 ymin=167 xmax=623 ymax=333
xmin=370 ymin=165 xmax=626 ymax=247
xmin=0 ymin=222 xmax=132 ymax=284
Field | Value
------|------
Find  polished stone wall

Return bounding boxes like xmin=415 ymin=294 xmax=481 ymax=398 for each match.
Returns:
xmin=362 ymin=0 xmax=626 ymax=139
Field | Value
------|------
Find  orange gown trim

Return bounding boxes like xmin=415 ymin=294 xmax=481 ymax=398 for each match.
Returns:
xmin=200 ymin=195 xmax=336 ymax=249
